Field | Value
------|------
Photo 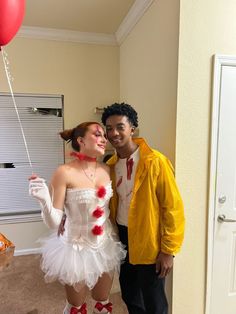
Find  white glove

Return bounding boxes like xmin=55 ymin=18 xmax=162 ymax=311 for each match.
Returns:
xmin=29 ymin=177 xmax=63 ymax=229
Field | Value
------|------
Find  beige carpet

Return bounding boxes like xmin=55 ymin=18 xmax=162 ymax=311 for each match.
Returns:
xmin=0 ymin=254 xmax=128 ymax=314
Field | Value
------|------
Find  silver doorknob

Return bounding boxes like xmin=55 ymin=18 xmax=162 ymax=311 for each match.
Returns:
xmin=218 ymin=214 xmax=236 ymax=223
xmin=218 ymin=196 xmax=226 ymax=204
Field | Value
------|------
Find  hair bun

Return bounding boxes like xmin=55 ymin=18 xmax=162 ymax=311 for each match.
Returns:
xmin=59 ymin=128 xmax=74 ymax=142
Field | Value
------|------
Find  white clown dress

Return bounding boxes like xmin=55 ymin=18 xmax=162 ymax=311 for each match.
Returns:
xmin=39 ymin=182 xmax=126 ymax=291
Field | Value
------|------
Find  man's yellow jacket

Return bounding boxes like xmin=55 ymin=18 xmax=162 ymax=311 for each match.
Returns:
xmin=107 ymin=138 xmax=185 ymax=265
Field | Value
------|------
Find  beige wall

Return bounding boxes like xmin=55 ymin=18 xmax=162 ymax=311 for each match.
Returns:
xmin=0 ymin=38 xmax=119 ymax=126
xmin=174 ymin=1 xmax=236 ymax=314
xmin=119 ymin=0 xmax=180 ymax=163
xmin=119 ymin=1 xmax=180 ymax=311
xmin=0 ymin=37 xmax=119 ymax=251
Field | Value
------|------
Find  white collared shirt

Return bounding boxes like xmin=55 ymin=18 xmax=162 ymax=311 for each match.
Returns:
xmin=115 ymin=147 xmax=140 ymax=226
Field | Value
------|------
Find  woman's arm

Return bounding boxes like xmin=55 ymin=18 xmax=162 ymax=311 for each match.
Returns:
xmin=50 ymin=165 xmax=67 ymax=210
xmin=29 ymin=166 xmax=67 ymax=229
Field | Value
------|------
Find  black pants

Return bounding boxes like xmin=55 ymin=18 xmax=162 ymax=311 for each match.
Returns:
xmin=118 ymin=224 xmax=168 ymax=314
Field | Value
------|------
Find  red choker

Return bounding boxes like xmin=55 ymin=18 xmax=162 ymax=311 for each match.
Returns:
xmin=70 ymin=152 xmax=97 ymax=162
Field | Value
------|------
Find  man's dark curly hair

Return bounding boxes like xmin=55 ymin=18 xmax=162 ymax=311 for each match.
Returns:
xmin=101 ymin=102 xmax=138 ymax=127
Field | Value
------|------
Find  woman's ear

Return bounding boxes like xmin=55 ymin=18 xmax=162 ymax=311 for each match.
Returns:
xmin=77 ymin=137 xmax=85 ymax=146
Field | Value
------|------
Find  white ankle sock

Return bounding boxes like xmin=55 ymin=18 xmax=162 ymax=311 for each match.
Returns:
xmin=63 ymin=301 xmax=86 ymax=314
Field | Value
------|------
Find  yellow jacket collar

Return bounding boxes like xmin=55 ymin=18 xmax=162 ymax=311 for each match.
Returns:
xmin=106 ymin=137 xmax=154 ymax=166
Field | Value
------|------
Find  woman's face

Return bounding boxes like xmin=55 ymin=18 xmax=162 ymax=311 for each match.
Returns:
xmin=79 ymin=124 xmax=107 ymax=156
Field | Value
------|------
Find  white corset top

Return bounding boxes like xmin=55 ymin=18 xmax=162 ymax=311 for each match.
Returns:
xmin=62 ymin=182 xmax=113 ymax=249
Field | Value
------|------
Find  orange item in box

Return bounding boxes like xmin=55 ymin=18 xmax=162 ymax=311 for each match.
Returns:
xmin=0 ymin=233 xmax=15 ymax=271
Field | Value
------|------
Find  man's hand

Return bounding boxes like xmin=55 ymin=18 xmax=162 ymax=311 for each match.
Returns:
xmin=156 ymin=252 xmax=174 ymax=278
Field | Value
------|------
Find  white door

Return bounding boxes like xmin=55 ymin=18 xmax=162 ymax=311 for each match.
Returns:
xmin=210 ymin=58 xmax=236 ymax=314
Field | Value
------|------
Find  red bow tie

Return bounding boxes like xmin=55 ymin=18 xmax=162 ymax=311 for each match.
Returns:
xmin=95 ymin=301 xmax=113 ymax=312
xmin=126 ymin=157 xmax=134 ymax=180
xmin=70 ymin=303 xmax=87 ymax=314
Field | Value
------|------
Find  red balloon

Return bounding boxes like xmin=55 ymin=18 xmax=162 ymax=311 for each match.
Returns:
xmin=0 ymin=0 xmax=25 ymax=46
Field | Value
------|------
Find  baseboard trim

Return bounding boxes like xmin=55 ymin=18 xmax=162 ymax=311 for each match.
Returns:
xmin=14 ymin=248 xmax=41 ymax=256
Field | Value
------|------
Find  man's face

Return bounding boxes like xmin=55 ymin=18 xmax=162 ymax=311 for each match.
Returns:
xmin=105 ymin=115 xmax=134 ymax=149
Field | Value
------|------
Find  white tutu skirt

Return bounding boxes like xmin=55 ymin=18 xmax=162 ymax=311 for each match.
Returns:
xmin=39 ymin=232 xmax=126 ymax=291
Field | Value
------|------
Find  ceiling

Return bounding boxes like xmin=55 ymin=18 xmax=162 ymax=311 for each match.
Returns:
xmin=23 ymin=0 xmax=136 ymax=34
xmin=20 ymin=0 xmax=154 ymax=45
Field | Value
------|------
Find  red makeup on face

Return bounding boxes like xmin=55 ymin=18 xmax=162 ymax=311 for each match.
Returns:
xmin=85 ymin=124 xmax=107 ymax=154
xmin=95 ymin=125 xmax=102 ymax=144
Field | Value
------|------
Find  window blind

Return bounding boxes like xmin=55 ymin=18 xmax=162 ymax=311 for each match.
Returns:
xmin=0 ymin=94 xmax=64 ymax=223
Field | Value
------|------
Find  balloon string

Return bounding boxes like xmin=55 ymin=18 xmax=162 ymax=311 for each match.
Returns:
xmin=1 ymin=47 xmax=33 ymax=172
